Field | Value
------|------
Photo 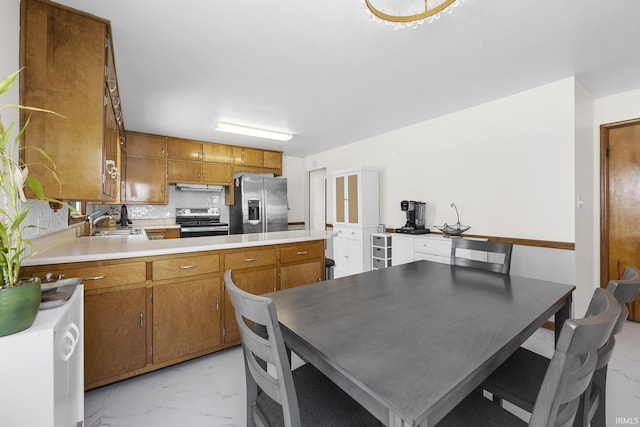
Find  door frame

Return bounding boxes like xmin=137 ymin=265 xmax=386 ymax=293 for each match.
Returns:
xmin=599 ymin=117 xmax=640 ymax=285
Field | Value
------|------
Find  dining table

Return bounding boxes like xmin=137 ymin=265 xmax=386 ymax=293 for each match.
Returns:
xmin=267 ymin=260 xmax=575 ymax=427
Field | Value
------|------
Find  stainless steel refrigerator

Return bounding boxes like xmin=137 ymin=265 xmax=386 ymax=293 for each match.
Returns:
xmin=229 ymin=174 xmax=288 ymax=234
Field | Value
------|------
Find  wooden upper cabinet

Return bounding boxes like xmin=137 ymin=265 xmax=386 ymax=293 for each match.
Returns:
xmin=124 ymin=132 xmax=167 ymax=204
xmin=125 ymin=132 xmax=166 ymax=158
xmin=202 ymin=143 xmax=231 ymax=163
xmin=231 ymin=146 xmax=283 ymax=175
xmin=20 ymin=0 xmax=116 ymax=201
xmin=263 ymin=150 xmax=282 ymax=170
xmin=125 ymin=156 xmax=167 ymax=204
xmin=202 ymin=162 xmax=232 ymax=183
xmin=166 ymin=138 xmax=233 ymax=185
xmin=167 ymin=138 xmax=202 ymax=161
xmin=241 ymin=147 xmax=264 ymax=167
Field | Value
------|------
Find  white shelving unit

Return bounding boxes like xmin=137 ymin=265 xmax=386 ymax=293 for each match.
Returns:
xmin=371 ymin=233 xmax=392 ymax=270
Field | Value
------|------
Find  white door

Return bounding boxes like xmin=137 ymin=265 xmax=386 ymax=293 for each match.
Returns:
xmin=309 ymin=169 xmax=326 ymax=231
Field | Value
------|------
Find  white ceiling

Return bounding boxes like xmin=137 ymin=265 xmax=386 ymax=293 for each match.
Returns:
xmin=55 ymin=0 xmax=640 ymax=157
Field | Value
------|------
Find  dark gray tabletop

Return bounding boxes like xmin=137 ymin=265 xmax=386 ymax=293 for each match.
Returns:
xmin=268 ymin=260 xmax=575 ymax=426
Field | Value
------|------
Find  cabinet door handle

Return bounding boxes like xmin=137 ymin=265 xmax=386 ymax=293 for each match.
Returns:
xmin=296 ymin=251 xmax=308 ymax=255
xmin=139 ymin=313 xmax=144 ymax=328
xmin=82 ymin=275 xmax=106 ymax=281
xmin=179 ymin=265 xmax=197 ymax=269
xmin=63 ymin=322 xmax=80 ymax=362
xmin=40 ymin=273 xmax=65 ymax=282
xmin=215 ymin=298 xmax=219 ymax=312
xmin=245 ymin=258 xmax=259 ymax=262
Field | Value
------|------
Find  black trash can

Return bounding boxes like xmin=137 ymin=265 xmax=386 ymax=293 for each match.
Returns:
xmin=325 ymin=258 xmax=335 ymax=280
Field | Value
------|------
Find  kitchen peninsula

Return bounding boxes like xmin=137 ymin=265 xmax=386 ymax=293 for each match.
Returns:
xmin=21 ymin=229 xmax=330 ymax=390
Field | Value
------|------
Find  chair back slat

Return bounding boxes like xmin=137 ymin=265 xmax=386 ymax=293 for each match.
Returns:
xmin=237 ymin=318 xmax=277 ymax=366
xmin=529 ymin=288 xmax=621 ymax=427
xmin=225 ymin=270 xmax=301 ymax=427
xmin=450 ymin=239 xmax=513 ymax=275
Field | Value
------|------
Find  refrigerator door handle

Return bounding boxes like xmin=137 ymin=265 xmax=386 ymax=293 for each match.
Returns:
xmin=263 ymin=188 xmax=268 ymax=232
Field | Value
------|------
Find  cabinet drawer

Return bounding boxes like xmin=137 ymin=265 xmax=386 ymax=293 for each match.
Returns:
xmin=415 ymin=252 xmax=451 ymax=265
xmin=414 ymin=238 xmax=451 ymax=257
xmin=334 ymin=226 xmax=361 ymax=241
xmin=372 ymin=246 xmax=392 ymax=259
xmin=152 ymin=254 xmax=220 ymax=281
xmin=372 ymin=235 xmax=391 ymax=247
xmin=224 ymin=248 xmax=277 ymax=271
xmin=29 ymin=262 xmax=146 ymax=291
xmin=373 ymin=258 xmax=392 ymax=269
xmin=280 ymin=242 xmax=324 ymax=264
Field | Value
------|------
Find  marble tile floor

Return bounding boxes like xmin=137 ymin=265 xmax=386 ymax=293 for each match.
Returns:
xmin=85 ymin=321 xmax=640 ymax=427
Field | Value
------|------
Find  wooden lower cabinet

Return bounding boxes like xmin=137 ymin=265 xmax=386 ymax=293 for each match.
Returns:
xmin=224 ymin=267 xmax=277 ymax=343
xmin=84 ymin=287 xmax=147 ymax=387
xmin=21 ymin=238 xmax=326 ymax=389
xmin=280 ymin=240 xmax=325 ymax=289
xmin=145 ymin=228 xmax=180 ymax=239
xmin=281 ymin=260 xmax=324 ymax=290
xmin=152 ymin=277 xmax=221 ymax=364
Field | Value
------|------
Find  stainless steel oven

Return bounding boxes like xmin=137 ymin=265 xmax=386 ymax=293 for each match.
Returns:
xmin=176 ymin=208 xmax=229 ymax=238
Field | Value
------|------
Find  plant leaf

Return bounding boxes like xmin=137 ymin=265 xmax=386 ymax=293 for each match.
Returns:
xmin=0 ymin=70 xmax=19 ymax=95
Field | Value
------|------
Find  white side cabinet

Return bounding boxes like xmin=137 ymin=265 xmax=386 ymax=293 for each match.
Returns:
xmin=0 ymin=285 xmax=84 ymax=427
xmin=332 ymin=167 xmax=380 ymax=278
xmin=391 ymin=234 xmax=489 ymax=266
xmin=391 ymin=234 xmax=415 ymax=266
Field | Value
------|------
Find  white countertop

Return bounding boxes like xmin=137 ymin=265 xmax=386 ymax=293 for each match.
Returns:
xmin=24 ymin=230 xmax=331 ymax=266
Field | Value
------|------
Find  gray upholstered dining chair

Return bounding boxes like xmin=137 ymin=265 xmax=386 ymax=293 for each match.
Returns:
xmin=481 ymin=265 xmax=640 ymax=427
xmin=436 ymin=287 xmax=622 ymax=427
xmin=224 ymin=270 xmax=381 ymax=427
xmin=450 ymin=238 xmax=514 ymax=274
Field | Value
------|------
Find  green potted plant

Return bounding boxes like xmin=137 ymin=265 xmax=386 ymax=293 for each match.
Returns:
xmin=0 ymin=70 xmax=67 ymax=337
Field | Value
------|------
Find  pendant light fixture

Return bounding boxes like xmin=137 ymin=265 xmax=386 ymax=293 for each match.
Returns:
xmin=364 ymin=0 xmax=466 ymax=29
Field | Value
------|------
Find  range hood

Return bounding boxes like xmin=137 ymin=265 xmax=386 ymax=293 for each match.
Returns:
xmin=175 ymin=183 xmax=224 ymax=192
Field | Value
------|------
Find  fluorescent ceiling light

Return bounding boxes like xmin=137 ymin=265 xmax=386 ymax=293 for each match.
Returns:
xmin=215 ymin=122 xmax=292 ymax=142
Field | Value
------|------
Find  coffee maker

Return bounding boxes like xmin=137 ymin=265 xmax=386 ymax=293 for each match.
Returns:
xmin=397 ymin=200 xmax=430 ymax=234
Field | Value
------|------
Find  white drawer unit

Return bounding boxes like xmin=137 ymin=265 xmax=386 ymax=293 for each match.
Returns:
xmin=414 ymin=236 xmax=452 ymax=264
xmin=371 ymin=233 xmax=392 ymax=270
xmin=333 ymin=225 xmax=377 ymax=278
xmin=392 ymin=234 xmax=488 ymax=266
xmin=0 ymin=285 xmax=84 ymax=427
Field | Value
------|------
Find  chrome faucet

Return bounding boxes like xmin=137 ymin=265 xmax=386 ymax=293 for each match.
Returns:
xmin=86 ymin=210 xmax=113 ymax=236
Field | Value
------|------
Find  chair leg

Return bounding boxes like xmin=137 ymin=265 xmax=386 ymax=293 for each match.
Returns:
xmin=590 ymin=369 xmax=608 ymax=427
xmin=572 ymin=385 xmax=590 ymax=427
xmin=244 ymin=354 xmax=259 ymax=427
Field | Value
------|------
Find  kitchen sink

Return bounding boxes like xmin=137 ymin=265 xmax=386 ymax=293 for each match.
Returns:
xmin=92 ymin=228 xmax=143 ymax=236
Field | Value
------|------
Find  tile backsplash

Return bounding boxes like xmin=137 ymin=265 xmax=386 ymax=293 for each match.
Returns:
xmin=87 ymin=185 xmax=229 ymax=223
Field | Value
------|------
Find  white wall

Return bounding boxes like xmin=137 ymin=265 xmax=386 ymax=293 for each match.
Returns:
xmin=305 ymin=78 xmax=576 ymax=242
xmin=1 ymin=0 xmax=19 ymax=125
xmin=574 ymin=80 xmax=596 ymax=316
xmin=282 ymin=155 xmax=304 ymax=223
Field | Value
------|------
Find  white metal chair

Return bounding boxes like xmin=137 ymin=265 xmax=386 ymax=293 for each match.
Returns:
xmin=224 ymin=269 xmax=381 ymax=427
